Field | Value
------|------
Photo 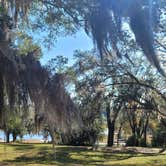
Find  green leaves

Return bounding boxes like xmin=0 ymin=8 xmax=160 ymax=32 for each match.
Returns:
xmin=15 ymin=32 xmax=42 ymax=58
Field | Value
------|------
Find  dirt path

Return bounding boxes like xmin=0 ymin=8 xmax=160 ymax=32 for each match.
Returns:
xmin=99 ymin=146 xmax=165 ymax=154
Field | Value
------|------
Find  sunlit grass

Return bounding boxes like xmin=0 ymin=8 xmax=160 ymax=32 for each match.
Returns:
xmin=0 ymin=143 xmax=165 ymax=166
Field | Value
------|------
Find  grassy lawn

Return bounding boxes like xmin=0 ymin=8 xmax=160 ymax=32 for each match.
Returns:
xmin=0 ymin=143 xmax=165 ymax=166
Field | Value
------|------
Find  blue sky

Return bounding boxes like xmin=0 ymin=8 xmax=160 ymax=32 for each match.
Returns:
xmin=40 ymin=30 xmax=93 ymax=65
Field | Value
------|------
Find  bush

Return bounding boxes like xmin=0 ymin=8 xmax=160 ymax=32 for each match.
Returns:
xmin=152 ymin=131 xmax=166 ymax=147
xmin=61 ymin=129 xmax=100 ymax=146
xmin=126 ymin=135 xmax=139 ymax=146
xmin=152 ymin=120 xmax=166 ymax=147
xmin=139 ymin=138 xmax=147 ymax=147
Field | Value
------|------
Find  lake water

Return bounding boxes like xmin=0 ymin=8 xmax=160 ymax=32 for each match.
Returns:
xmin=0 ymin=130 xmax=51 ymax=142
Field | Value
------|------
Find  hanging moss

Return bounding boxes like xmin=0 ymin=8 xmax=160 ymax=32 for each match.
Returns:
xmin=0 ymin=40 xmax=81 ymax=142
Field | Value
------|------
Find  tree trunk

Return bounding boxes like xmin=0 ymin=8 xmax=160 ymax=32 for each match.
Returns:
xmin=106 ymin=101 xmax=120 ymax=147
xmin=12 ymin=132 xmax=17 ymax=142
xmin=131 ymin=128 xmax=138 ymax=146
xmin=91 ymin=131 xmax=98 ymax=150
xmin=61 ymin=134 xmax=68 ymax=144
xmin=142 ymin=114 xmax=150 ymax=147
xmin=50 ymin=133 xmax=56 ymax=159
xmin=143 ymin=118 xmax=149 ymax=147
xmin=5 ymin=131 xmax=10 ymax=143
xmin=50 ymin=132 xmax=56 ymax=146
xmin=49 ymin=126 xmax=56 ymax=159
xmin=143 ymin=128 xmax=147 ymax=146
xmin=117 ymin=123 xmax=122 ymax=146
xmin=107 ymin=122 xmax=115 ymax=147
xmin=106 ymin=102 xmax=115 ymax=147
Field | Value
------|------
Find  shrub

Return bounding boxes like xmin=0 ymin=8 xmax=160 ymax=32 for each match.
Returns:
xmin=139 ymin=138 xmax=147 ymax=147
xmin=126 ymin=135 xmax=139 ymax=146
xmin=152 ymin=119 xmax=166 ymax=147
xmin=152 ymin=131 xmax=166 ymax=147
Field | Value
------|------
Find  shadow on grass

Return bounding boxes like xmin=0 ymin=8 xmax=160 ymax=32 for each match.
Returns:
xmin=9 ymin=144 xmax=35 ymax=151
xmin=2 ymin=145 xmax=166 ymax=166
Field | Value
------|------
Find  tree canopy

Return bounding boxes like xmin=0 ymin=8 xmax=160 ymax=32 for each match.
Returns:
xmin=0 ymin=0 xmax=165 ymax=75
xmin=0 ymin=0 xmax=165 ymax=145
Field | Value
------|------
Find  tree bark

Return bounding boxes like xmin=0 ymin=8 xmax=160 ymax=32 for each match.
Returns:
xmin=5 ymin=131 xmax=10 ymax=143
xmin=143 ymin=128 xmax=147 ymax=146
xmin=107 ymin=122 xmax=115 ymax=147
xmin=106 ymin=101 xmax=119 ymax=147
xmin=117 ymin=123 xmax=122 ymax=146
xmin=49 ymin=127 xmax=56 ymax=159
xmin=12 ymin=132 xmax=17 ymax=142
xmin=143 ymin=115 xmax=149 ymax=147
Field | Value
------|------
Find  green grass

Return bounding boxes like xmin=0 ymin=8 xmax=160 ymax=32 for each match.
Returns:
xmin=0 ymin=143 xmax=165 ymax=166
